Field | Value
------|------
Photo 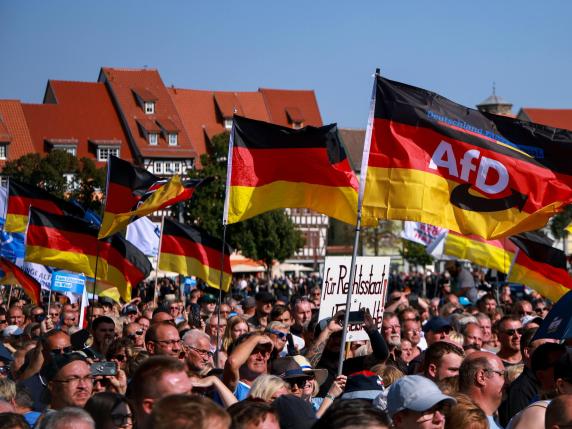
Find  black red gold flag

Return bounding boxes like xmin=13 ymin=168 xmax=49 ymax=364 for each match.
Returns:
xmin=361 ymin=75 xmax=572 ymax=239
xmin=159 ymin=218 xmax=232 ymax=291
xmin=223 ymin=115 xmax=367 ymax=225
xmin=0 ymin=257 xmax=41 ymax=305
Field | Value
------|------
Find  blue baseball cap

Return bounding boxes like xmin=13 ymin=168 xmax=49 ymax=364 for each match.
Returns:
xmin=422 ymin=317 xmax=451 ymax=333
xmin=387 ymin=375 xmax=456 ymax=418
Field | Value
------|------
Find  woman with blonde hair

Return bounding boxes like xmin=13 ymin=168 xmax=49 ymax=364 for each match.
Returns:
xmin=445 ymin=393 xmax=488 ymax=429
xmin=222 ymin=315 xmax=250 ymax=352
xmin=248 ymin=374 xmax=290 ymax=402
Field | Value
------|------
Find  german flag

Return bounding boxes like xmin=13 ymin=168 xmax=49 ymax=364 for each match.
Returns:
xmin=224 ymin=115 xmax=366 ymax=225
xmin=443 ymin=231 xmax=516 ymax=274
xmin=159 ymin=218 xmax=232 ymax=291
xmin=361 ymin=75 xmax=572 ymax=239
xmin=99 ymin=156 xmax=207 ymax=239
xmin=508 ymin=235 xmax=572 ymax=302
xmin=105 ymin=234 xmax=152 ymax=302
xmin=25 ymin=207 xmax=107 ymax=279
xmin=5 ymin=179 xmax=84 ymax=233
xmin=0 ymin=257 xmax=41 ymax=305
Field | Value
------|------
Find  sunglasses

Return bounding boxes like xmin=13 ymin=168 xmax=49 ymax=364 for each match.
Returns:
xmin=288 ymin=377 xmax=311 ymax=388
xmin=0 ymin=319 xmax=6 ymax=324
xmin=503 ymin=328 xmax=524 ymax=336
xmin=51 ymin=346 xmax=73 ymax=356
xmin=268 ymin=329 xmax=288 ymax=340
xmin=0 ymin=366 xmax=10 ymax=375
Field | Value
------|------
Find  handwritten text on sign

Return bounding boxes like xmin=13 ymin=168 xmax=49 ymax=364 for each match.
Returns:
xmin=319 ymin=256 xmax=390 ymax=342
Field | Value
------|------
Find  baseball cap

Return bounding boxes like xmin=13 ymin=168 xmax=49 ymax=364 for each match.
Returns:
xmin=387 ymin=375 xmax=456 ymax=418
xmin=422 ymin=317 xmax=451 ymax=333
xmin=341 ymin=370 xmax=385 ymax=400
xmin=242 ymin=296 xmax=256 ymax=309
xmin=99 ymin=297 xmax=115 ymax=307
xmin=41 ymin=351 xmax=89 ymax=383
xmin=199 ymin=293 xmax=217 ymax=304
xmin=273 ymin=395 xmax=317 ymax=429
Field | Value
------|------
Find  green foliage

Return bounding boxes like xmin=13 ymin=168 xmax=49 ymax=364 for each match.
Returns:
xmin=183 ymin=132 xmax=304 ymax=270
xmin=551 ymin=205 xmax=572 ymax=239
xmin=2 ymin=150 xmax=106 ymax=211
xmin=399 ymin=240 xmax=434 ymax=267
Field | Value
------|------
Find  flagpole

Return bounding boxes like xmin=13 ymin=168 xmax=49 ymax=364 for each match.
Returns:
xmin=215 ymin=222 xmax=228 ymax=367
xmin=6 ymin=284 xmax=13 ymax=308
xmin=90 ymin=241 xmax=101 ymax=325
xmin=154 ymin=213 xmax=166 ymax=307
xmin=337 ymin=68 xmax=380 ymax=376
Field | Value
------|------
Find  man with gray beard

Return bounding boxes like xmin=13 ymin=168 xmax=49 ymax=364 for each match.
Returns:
xmin=382 ymin=312 xmax=404 ymax=371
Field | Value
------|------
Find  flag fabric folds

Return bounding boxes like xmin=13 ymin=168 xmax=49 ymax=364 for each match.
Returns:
xmin=224 ymin=115 xmax=365 ymax=226
xmin=5 ymin=180 xmax=84 ymax=233
xmin=361 ymin=75 xmax=572 ymax=240
xmin=126 ymin=216 xmax=161 ymax=257
xmin=159 ymin=218 xmax=233 ymax=291
xmin=0 ymin=256 xmax=41 ymax=305
xmin=508 ymin=235 xmax=572 ymax=302
xmin=99 ymin=156 xmax=205 ymax=239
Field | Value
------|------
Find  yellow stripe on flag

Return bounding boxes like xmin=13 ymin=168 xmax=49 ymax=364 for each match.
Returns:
xmin=444 ymin=234 xmax=514 ymax=273
xmin=508 ymin=265 xmax=571 ymax=302
xmin=160 ymin=253 xmax=232 ymax=291
xmin=25 ymin=246 xmax=108 ymax=279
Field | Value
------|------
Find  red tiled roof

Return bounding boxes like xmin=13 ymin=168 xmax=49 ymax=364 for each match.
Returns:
xmin=132 ymin=87 xmax=158 ymax=102
xmin=259 ymin=88 xmax=322 ymax=127
xmin=156 ymin=117 xmax=179 ymax=133
xmin=100 ymin=68 xmax=197 ymax=160
xmin=136 ymin=118 xmax=161 ymax=134
xmin=21 ymin=80 xmax=135 ymax=167
xmin=169 ymin=88 xmax=270 ymax=160
xmin=339 ymin=128 xmax=366 ymax=172
xmin=518 ymin=108 xmax=572 ymax=131
xmin=0 ymin=100 xmax=36 ymax=166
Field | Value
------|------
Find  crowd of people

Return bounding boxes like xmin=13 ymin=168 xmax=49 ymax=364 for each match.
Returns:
xmin=0 ymin=260 xmax=570 ymax=429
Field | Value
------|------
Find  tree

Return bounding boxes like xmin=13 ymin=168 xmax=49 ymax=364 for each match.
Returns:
xmin=2 ymin=150 xmax=106 ymax=211
xmin=551 ymin=205 xmax=572 ymax=240
xmin=400 ymin=240 xmax=434 ymax=267
xmin=182 ymin=132 xmax=304 ymax=274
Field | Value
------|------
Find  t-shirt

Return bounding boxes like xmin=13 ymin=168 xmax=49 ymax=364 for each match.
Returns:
xmin=233 ymin=380 xmax=251 ymax=401
xmin=488 ymin=415 xmax=504 ymax=429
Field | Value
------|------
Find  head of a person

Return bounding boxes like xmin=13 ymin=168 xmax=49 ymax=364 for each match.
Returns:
xmin=85 ymin=392 xmax=133 ymax=429
xmin=497 ymin=316 xmax=523 ymax=353
xmin=458 ymin=352 xmax=506 ymax=415
xmin=387 ymin=375 xmax=456 ymax=429
xmin=105 ymin=338 xmax=135 ymax=371
xmin=218 ymin=304 xmax=232 ymax=320
xmin=382 ymin=312 xmax=401 ymax=348
xmin=207 ymin=315 xmax=227 ymax=342
xmin=402 ymin=319 xmax=421 ymax=347
xmin=124 ymin=322 xmax=145 ymax=348
xmin=312 ymin=399 xmax=391 ymax=429
xmin=254 ymin=292 xmax=276 ymax=317
xmin=227 ymin=399 xmax=280 ymax=429
xmin=182 ymin=329 xmax=213 ymax=373
xmin=270 ymin=306 xmax=293 ymax=326
xmin=150 ymin=394 xmax=230 ymax=429
xmin=145 ymin=321 xmax=182 ymax=359
xmin=292 ymin=298 xmax=312 ymax=329
xmin=200 ymin=295 xmax=218 ymax=315
xmin=40 ymin=330 xmax=72 ymax=361
xmin=129 ymin=356 xmax=192 ymax=429
xmin=477 ymin=294 xmax=497 ymax=316
xmin=91 ymin=316 xmax=116 ymax=346
xmin=512 ymin=300 xmax=533 ymax=318
xmin=545 ymin=394 xmax=572 ymax=429
xmin=0 ymin=412 xmax=29 ymax=429
xmin=554 ymin=351 xmax=572 ymax=396
xmin=151 ymin=309 xmax=174 ymax=325
xmin=423 ymin=341 xmax=465 ymax=382
xmin=532 ymin=299 xmax=549 ymax=318
xmin=400 ymin=339 xmax=415 ymax=363
xmin=41 ymin=407 xmax=96 ymax=429
xmin=462 ymin=323 xmax=483 ymax=350
xmin=474 ymin=313 xmax=492 ymax=343
xmin=248 ymin=374 xmax=290 ymax=402
xmin=444 ymin=393 xmax=488 ymax=429
xmin=230 ymin=333 xmax=271 ymax=381
xmin=46 ymin=352 xmax=93 ymax=409
xmin=265 ymin=322 xmax=289 ymax=354
xmin=422 ymin=317 xmax=452 ymax=346
xmin=61 ymin=311 xmax=77 ymax=329
xmin=530 ymin=342 xmax=567 ymax=394
xmin=7 ymin=306 xmax=25 ymax=328
xmin=225 ymin=316 xmax=250 ymax=345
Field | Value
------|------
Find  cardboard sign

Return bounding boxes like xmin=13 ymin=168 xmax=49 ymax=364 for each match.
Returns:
xmin=319 ymin=256 xmax=390 ymax=342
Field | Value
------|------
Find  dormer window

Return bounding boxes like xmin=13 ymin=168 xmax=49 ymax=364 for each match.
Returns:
xmin=168 ymin=133 xmax=178 ymax=146
xmin=224 ymin=119 xmax=233 ymax=130
xmin=0 ymin=144 xmax=7 ymax=160
xmin=149 ymin=133 xmax=158 ymax=146
xmin=292 ymin=121 xmax=304 ymax=130
xmin=144 ymin=101 xmax=155 ymax=114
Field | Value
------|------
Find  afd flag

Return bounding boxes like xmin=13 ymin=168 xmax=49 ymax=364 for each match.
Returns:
xmin=126 ymin=217 xmax=160 ymax=257
xmin=0 ymin=232 xmax=25 ymax=265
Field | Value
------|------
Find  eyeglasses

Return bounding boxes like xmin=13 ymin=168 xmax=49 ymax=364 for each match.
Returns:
xmin=518 ymin=310 xmax=533 ymax=316
xmin=502 ymin=328 xmax=523 ymax=336
xmin=52 ymin=374 xmax=93 ymax=385
xmin=289 ymin=377 xmax=311 ymax=388
xmin=484 ymin=368 xmax=505 ymax=378
xmin=535 ymin=307 xmax=546 ymax=314
xmin=268 ymin=329 xmax=288 ymax=340
xmin=0 ymin=318 xmax=6 ymax=324
xmin=111 ymin=413 xmax=133 ymax=426
xmin=151 ymin=339 xmax=181 ymax=347
xmin=51 ymin=346 xmax=73 ymax=356
xmin=0 ymin=366 xmax=10 ymax=375
xmin=188 ymin=346 xmax=214 ymax=358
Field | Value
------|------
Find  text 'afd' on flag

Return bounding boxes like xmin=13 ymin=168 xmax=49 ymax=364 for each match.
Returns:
xmin=224 ymin=115 xmax=368 ymax=226
xmin=159 ymin=218 xmax=233 ymax=291
xmin=361 ymin=75 xmax=572 ymax=240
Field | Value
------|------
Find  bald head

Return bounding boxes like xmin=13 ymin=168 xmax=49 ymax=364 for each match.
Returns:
xmin=545 ymin=394 xmax=572 ymax=429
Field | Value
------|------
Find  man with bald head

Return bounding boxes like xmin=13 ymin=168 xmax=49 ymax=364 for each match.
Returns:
xmin=545 ymin=394 xmax=572 ymax=429
xmin=459 ymin=351 xmax=506 ymax=429
xmin=145 ymin=321 xmax=183 ymax=360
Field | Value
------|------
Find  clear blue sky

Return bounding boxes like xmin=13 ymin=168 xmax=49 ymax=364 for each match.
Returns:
xmin=1 ymin=1 xmax=571 ymax=128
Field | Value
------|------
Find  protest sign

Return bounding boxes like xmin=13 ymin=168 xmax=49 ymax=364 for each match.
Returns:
xmin=319 ymin=256 xmax=390 ymax=341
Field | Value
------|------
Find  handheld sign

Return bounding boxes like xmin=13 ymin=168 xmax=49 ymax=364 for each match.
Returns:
xmin=51 ymin=271 xmax=86 ymax=295
xmin=319 ymin=256 xmax=390 ymax=342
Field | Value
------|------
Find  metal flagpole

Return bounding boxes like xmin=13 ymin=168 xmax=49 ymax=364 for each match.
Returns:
xmin=153 ymin=214 xmax=166 ymax=306
xmin=337 ymin=68 xmax=380 ymax=376
xmin=215 ymin=223 xmax=228 ymax=367
xmin=90 ymin=241 xmax=101 ymax=325
xmin=6 ymin=284 xmax=13 ymax=308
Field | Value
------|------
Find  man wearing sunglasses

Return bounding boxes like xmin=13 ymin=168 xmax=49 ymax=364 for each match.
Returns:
xmin=265 ymin=322 xmax=290 ymax=358
xmin=496 ymin=316 xmax=523 ymax=368
xmin=124 ymin=322 xmax=145 ymax=349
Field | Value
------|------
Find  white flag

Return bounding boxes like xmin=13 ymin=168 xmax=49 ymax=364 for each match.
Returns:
xmin=401 ymin=221 xmax=445 ymax=247
xmin=126 ymin=217 xmax=161 ymax=257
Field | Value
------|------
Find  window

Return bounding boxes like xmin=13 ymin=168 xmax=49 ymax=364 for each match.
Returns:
xmin=168 ymin=133 xmax=178 ymax=146
xmin=173 ymin=162 xmax=181 ymax=174
xmin=149 ymin=133 xmax=158 ymax=146
xmin=0 ymin=144 xmax=7 ymax=160
xmin=154 ymin=161 xmax=163 ymax=175
xmin=224 ymin=119 xmax=233 ymax=130
xmin=165 ymin=161 xmax=174 ymax=174
xmin=53 ymin=145 xmax=77 ymax=156
xmin=144 ymin=101 xmax=155 ymax=114
xmin=97 ymin=147 xmax=120 ymax=162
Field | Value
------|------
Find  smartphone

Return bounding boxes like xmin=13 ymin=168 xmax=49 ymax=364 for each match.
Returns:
xmin=91 ymin=361 xmax=118 ymax=377
xmin=348 ymin=310 xmax=365 ymax=325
